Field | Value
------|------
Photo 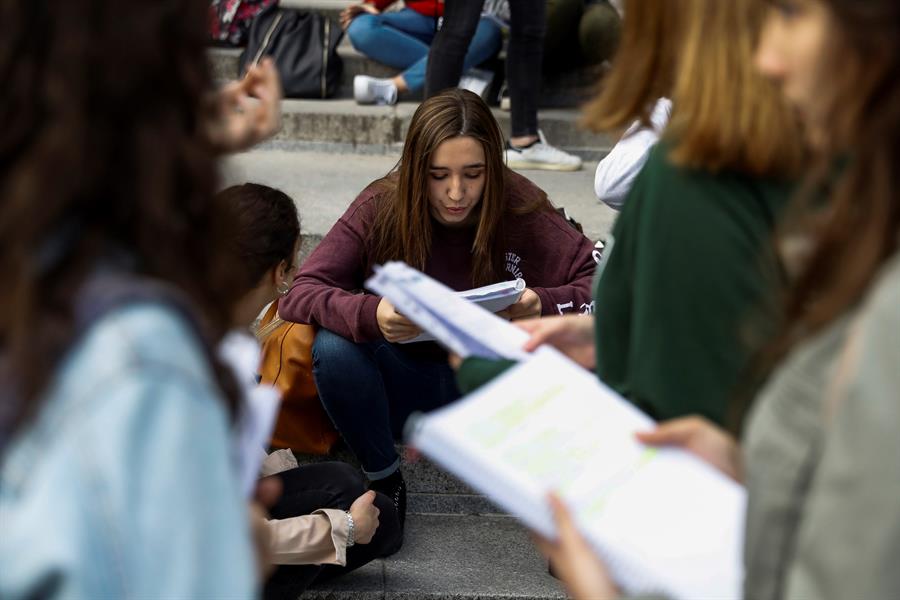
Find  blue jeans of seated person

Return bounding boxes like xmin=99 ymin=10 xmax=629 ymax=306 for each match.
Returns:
xmin=312 ymin=328 xmax=461 ymax=479
xmin=347 ymin=8 xmax=502 ymax=93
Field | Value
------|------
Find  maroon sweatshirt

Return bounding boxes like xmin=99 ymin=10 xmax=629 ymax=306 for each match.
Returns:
xmin=280 ymin=171 xmax=598 ymax=343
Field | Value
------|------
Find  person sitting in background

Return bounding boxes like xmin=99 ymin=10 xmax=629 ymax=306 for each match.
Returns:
xmin=538 ymin=0 xmax=900 ymax=597
xmin=342 ymin=0 xmax=503 ymax=105
xmin=280 ymin=89 xmax=598 ymax=527
xmin=543 ymin=0 xmax=621 ymax=73
xmin=219 ymin=183 xmax=402 ymax=600
xmin=593 ymin=97 xmax=671 ymax=210
xmin=0 ymin=1 xmax=281 ymax=597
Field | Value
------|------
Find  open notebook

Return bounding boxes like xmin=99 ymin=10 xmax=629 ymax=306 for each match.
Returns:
xmin=367 ymin=262 xmax=746 ymax=599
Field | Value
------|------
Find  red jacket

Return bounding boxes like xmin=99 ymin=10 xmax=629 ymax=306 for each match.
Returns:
xmin=365 ymin=0 xmax=444 ymax=18
xmin=281 ymin=170 xmax=599 ymax=343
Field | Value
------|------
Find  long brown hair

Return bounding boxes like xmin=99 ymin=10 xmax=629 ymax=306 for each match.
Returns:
xmin=584 ymin=0 xmax=805 ymax=178
xmin=0 ymin=0 xmax=242 ymax=437
xmin=762 ymin=0 xmax=900 ymax=373
xmin=369 ymin=89 xmax=549 ymax=287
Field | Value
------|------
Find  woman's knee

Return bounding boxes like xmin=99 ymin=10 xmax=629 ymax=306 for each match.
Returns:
xmin=279 ymin=461 xmax=366 ymax=509
xmin=312 ymin=329 xmax=360 ymax=370
xmin=321 ymin=462 xmax=367 ymax=507
xmin=347 ymin=14 xmax=379 ymax=50
xmin=474 ymin=20 xmax=503 ymax=56
xmin=579 ymin=4 xmax=620 ymax=63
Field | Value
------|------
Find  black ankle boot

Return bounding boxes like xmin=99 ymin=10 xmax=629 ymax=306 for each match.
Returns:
xmin=369 ymin=470 xmax=407 ymax=530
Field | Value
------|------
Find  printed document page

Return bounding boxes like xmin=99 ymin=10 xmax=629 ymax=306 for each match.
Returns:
xmin=219 ymin=331 xmax=282 ymax=498
xmin=399 ymin=278 xmax=526 ymax=344
xmin=365 ymin=262 xmax=530 ymax=360
xmin=408 ymin=347 xmax=745 ymax=599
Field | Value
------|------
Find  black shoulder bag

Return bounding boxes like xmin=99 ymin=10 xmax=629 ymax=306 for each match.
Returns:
xmin=239 ymin=4 xmax=344 ymax=99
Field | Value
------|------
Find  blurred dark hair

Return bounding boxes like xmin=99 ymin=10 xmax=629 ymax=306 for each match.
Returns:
xmin=0 ymin=1 xmax=243 ymax=436
xmin=735 ymin=0 xmax=900 ymax=432
xmin=769 ymin=0 xmax=900 ymax=353
xmin=219 ymin=183 xmax=301 ymax=293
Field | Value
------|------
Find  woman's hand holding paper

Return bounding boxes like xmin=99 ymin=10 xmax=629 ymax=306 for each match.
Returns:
xmin=534 ymin=494 xmax=620 ymax=600
xmin=516 ymin=314 xmax=596 ymax=369
xmin=496 ymin=288 xmax=542 ymax=321
xmin=377 ymin=297 xmax=422 ymax=342
xmin=636 ymin=416 xmax=743 ymax=483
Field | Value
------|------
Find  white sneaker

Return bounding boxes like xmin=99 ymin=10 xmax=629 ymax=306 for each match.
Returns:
xmin=504 ymin=130 xmax=583 ymax=171
xmin=459 ymin=68 xmax=494 ymax=100
xmin=353 ymin=75 xmax=398 ymax=106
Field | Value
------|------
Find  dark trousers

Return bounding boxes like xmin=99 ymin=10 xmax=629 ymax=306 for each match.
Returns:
xmin=263 ymin=462 xmax=403 ymax=600
xmin=312 ymin=329 xmax=461 ymax=478
xmin=425 ymin=0 xmax=546 ymax=137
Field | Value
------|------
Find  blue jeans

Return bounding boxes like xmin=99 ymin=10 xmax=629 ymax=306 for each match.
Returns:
xmin=312 ymin=329 xmax=461 ymax=479
xmin=347 ymin=8 xmax=502 ymax=93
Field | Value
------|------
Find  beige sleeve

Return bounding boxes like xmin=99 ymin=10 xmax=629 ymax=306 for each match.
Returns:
xmin=784 ymin=272 xmax=900 ymax=600
xmin=267 ymin=508 xmax=350 ymax=566
xmin=259 ymin=449 xmax=299 ymax=477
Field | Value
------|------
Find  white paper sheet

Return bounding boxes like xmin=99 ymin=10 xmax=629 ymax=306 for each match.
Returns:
xmin=219 ymin=331 xmax=282 ymax=498
xmin=408 ymin=347 xmax=746 ymax=599
xmin=365 ymin=262 xmax=530 ymax=359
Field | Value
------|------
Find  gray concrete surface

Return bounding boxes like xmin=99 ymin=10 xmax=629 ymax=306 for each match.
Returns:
xmin=220 ymin=149 xmax=618 ymax=244
xmin=300 ymin=514 xmax=566 ymax=600
xmin=293 ymin=443 xmax=507 ymax=516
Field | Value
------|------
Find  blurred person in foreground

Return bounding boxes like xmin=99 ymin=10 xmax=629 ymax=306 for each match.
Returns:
xmin=0 ymin=1 xmax=281 ymax=597
xmin=459 ymin=0 xmax=805 ymax=428
xmin=535 ymin=0 xmax=900 ymax=597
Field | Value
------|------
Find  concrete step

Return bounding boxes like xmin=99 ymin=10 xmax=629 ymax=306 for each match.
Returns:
xmin=293 ymin=443 xmax=501 ymax=516
xmin=300 ymin=513 xmax=566 ymax=600
xmin=236 ymin=99 xmax=611 ymax=160
xmin=219 ymin=149 xmax=618 ymax=246
xmin=209 ymin=42 xmax=397 ymax=99
xmin=210 ymin=42 xmax=600 ymax=109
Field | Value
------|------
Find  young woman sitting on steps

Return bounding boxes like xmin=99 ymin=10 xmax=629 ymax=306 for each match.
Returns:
xmin=280 ymin=89 xmax=598 ymax=525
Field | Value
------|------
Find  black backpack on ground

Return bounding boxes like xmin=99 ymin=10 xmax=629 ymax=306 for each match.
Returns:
xmin=239 ymin=4 xmax=343 ymax=99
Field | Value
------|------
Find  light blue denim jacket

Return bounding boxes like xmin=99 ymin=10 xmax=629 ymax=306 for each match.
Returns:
xmin=0 ymin=303 xmax=257 ymax=599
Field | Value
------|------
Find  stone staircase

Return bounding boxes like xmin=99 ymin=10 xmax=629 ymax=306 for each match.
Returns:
xmin=209 ymin=0 xmax=614 ymax=160
xmin=290 ymin=445 xmax=567 ymax=600
xmin=216 ymin=2 xmax=618 ymax=597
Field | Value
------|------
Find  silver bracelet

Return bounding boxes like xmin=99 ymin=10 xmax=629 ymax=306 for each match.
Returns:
xmin=345 ymin=510 xmax=356 ymax=547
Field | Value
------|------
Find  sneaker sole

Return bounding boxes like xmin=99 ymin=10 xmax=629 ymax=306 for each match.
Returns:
xmin=505 ymin=159 xmax=583 ymax=172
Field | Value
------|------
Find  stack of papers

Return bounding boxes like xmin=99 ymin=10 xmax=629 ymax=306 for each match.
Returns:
xmin=366 ymin=263 xmax=529 ymax=358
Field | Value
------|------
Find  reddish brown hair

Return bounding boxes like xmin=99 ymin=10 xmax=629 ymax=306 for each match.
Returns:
xmin=584 ymin=0 xmax=805 ymax=178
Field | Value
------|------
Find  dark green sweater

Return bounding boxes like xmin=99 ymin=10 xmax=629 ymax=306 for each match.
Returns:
xmin=594 ymin=143 xmax=790 ymax=424
xmin=458 ymin=143 xmax=792 ymax=427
